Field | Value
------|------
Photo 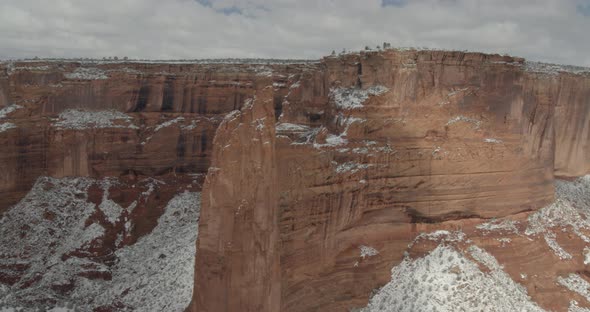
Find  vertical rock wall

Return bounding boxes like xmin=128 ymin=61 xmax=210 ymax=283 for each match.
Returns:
xmin=191 ymin=80 xmax=281 ymax=312
xmin=190 ymin=51 xmax=590 ymax=311
xmin=553 ymin=74 xmax=590 ymax=177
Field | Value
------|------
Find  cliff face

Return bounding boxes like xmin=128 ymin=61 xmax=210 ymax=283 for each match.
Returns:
xmin=553 ymin=74 xmax=590 ymax=177
xmin=1 ymin=50 xmax=590 ymax=312
xmin=275 ymin=51 xmax=554 ymax=311
xmin=190 ymin=51 xmax=590 ymax=312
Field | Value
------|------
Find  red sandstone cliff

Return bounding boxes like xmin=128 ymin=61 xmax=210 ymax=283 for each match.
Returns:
xmin=189 ymin=50 xmax=590 ymax=311
xmin=1 ymin=50 xmax=590 ymax=312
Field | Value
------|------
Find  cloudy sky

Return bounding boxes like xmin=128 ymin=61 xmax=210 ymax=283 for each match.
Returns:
xmin=1 ymin=0 xmax=589 ymax=66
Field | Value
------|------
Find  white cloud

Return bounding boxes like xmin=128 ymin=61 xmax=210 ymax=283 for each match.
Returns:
xmin=0 ymin=0 xmax=589 ymax=66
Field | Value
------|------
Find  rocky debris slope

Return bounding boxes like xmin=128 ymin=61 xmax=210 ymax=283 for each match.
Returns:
xmin=0 ymin=176 xmax=200 ymax=311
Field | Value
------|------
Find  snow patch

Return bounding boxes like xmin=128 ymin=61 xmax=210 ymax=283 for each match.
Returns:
xmin=0 ymin=104 xmax=23 ymax=119
xmin=141 ymin=116 xmax=185 ymax=145
xmin=569 ymin=300 xmax=590 ymax=312
xmin=525 ymin=62 xmax=590 ymax=76
xmin=484 ymin=138 xmax=503 ymax=144
xmin=255 ymin=67 xmax=273 ymax=77
xmin=410 ymin=230 xmax=466 ymax=248
xmin=0 ymin=104 xmax=22 ymax=132
xmin=182 ymin=120 xmax=200 ymax=131
xmin=476 ymin=219 xmax=519 ymax=234
xmin=558 ymin=274 xmax=590 ymax=302
xmin=9 ymin=65 xmax=51 ymax=73
xmin=252 ymin=117 xmax=266 ymax=131
xmin=5 ymin=58 xmax=318 ymax=66
xmin=336 ymin=162 xmax=373 ymax=174
xmin=362 ymin=245 xmax=543 ymax=312
xmin=360 ymin=245 xmax=379 ymax=259
xmin=88 ymin=191 xmax=200 ymax=311
xmin=141 ymin=178 xmax=166 ymax=199
xmin=54 ymin=109 xmax=138 ymax=130
xmin=97 ymin=179 xmax=125 ymax=224
xmin=224 ymin=110 xmax=241 ymax=123
xmin=314 ymin=115 xmax=363 ymax=149
xmin=331 ymin=85 xmax=389 ymax=109
xmin=0 ymin=123 xmax=16 ymax=133
xmin=154 ymin=117 xmax=185 ymax=132
xmin=448 ymin=88 xmax=469 ymax=97
xmin=65 ymin=67 xmax=108 ymax=80
xmin=0 ymin=308 xmax=25 ymax=312
xmin=323 ymin=134 xmax=348 ymax=146
xmin=276 ymin=123 xmax=311 ymax=133
xmin=544 ymin=232 xmax=573 ymax=260
xmin=446 ymin=115 xmax=482 ymax=129
xmin=525 ymin=176 xmax=590 ymax=243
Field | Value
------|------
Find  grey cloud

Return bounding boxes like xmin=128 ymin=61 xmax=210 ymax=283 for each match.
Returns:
xmin=381 ymin=0 xmax=408 ymax=7
xmin=0 ymin=0 xmax=588 ymax=66
xmin=578 ymin=0 xmax=590 ymax=16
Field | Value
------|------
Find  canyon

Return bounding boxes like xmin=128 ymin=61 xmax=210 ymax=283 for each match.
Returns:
xmin=0 ymin=49 xmax=590 ymax=311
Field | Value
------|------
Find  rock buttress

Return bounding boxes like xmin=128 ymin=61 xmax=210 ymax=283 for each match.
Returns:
xmin=190 ymin=82 xmax=281 ymax=311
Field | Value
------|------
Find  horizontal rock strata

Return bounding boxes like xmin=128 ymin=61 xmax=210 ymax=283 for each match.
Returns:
xmin=1 ymin=50 xmax=589 ymax=311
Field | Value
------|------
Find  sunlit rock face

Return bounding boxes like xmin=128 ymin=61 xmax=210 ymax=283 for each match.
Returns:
xmin=1 ymin=50 xmax=590 ymax=312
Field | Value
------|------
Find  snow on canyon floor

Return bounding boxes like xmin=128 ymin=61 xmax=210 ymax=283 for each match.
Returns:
xmin=0 ymin=177 xmax=200 ymax=311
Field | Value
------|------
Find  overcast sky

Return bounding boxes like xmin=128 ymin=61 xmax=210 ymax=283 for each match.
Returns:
xmin=1 ymin=0 xmax=589 ymax=66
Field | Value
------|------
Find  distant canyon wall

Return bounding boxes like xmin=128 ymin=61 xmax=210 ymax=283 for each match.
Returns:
xmin=0 ymin=61 xmax=303 ymax=213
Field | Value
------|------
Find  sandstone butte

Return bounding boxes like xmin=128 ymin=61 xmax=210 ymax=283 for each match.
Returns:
xmin=1 ymin=49 xmax=590 ymax=312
